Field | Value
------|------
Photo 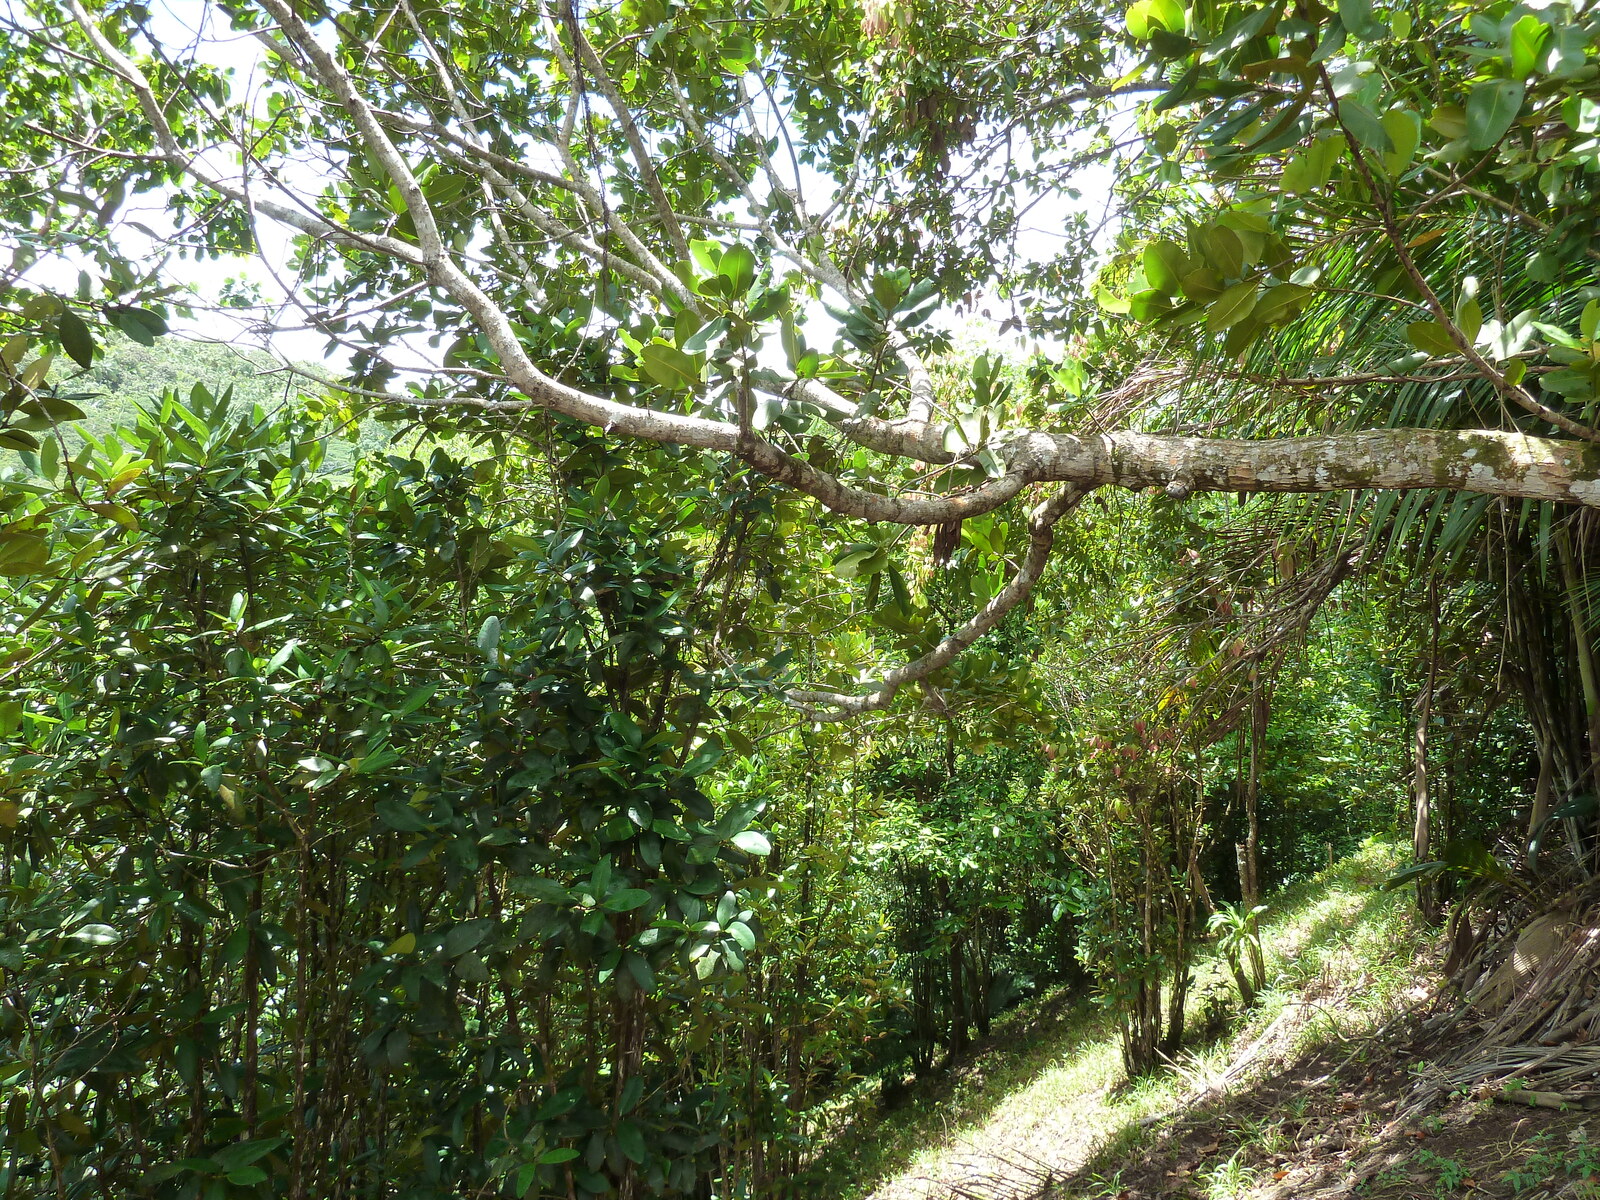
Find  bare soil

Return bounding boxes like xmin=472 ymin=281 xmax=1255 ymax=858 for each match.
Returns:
xmin=1061 ymin=1011 xmax=1600 ymax=1200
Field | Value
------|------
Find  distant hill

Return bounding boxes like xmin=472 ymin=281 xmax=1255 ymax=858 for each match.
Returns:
xmin=52 ymin=333 xmax=419 ymax=470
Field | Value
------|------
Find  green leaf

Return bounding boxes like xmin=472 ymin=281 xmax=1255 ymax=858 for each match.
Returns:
xmin=1200 ymin=6 xmax=1273 ymax=63
xmin=718 ymin=244 xmax=756 ymax=296
xmin=682 ymin=739 xmax=724 ymax=777
xmin=1428 ymin=104 xmax=1467 ymax=140
xmin=221 ymin=927 xmax=251 ymax=966
xmin=1509 ymin=14 xmax=1551 ymax=78
xmin=624 ymin=952 xmax=655 ymax=992
xmin=375 ymin=800 xmax=431 ymax=832
xmin=1465 ymin=79 xmax=1524 ymax=151
xmin=443 ymin=919 xmax=495 ymax=958
xmin=1583 ymin=299 xmax=1600 ymax=342
xmin=639 ymin=341 xmax=702 ymax=390
xmin=832 ymin=542 xmax=882 ymax=579
xmin=1199 ymin=226 xmax=1244 ymax=278
xmin=1406 ymin=320 xmax=1458 ymax=357
xmin=513 ymin=877 xmax=572 ymax=904
xmin=603 ymin=888 xmax=652 ymax=912
xmin=112 ymin=310 xmax=154 ymax=346
xmin=1126 ymin=0 xmax=1183 ymax=38
xmin=727 ymin=920 xmax=757 ymax=951
xmin=110 ymin=306 xmax=167 ymax=346
xmin=620 ymin=1075 xmax=645 ymax=1114
xmin=0 ymin=530 xmax=48 ymax=572
xmin=1128 ymin=288 xmax=1171 ymax=321
xmin=384 ymin=932 xmax=417 ymax=956
xmin=1205 ymin=280 xmax=1258 ymax=333
xmin=605 ymin=710 xmax=643 ymax=749
xmin=57 ymin=309 xmax=94 ymax=369
xmin=399 ymin=683 xmax=438 ymax=716
xmin=539 ymin=1148 xmax=581 ymax=1165
xmin=731 ymin=830 xmax=771 ymax=855
xmin=1243 ymin=100 xmax=1310 ymax=154
xmin=1094 ymin=284 xmax=1131 ymax=313
xmin=1379 ymin=108 xmax=1421 ymax=176
xmin=718 ymin=33 xmax=756 ymax=72
xmin=0 ymin=429 xmax=41 ymax=453
xmin=1252 ymin=283 xmax=1312 ymax=326
xmin=1281 ymin=136 xmax=1341 ymax=193
xmin=70 ymin=923 xmax=119 ymax=945
xmin=681 ymin=316 xmax=728 ymax=355
xmin=264 ymin=639 xmax=299 ymax=674
xmin=354 ymin=743 xmax=400 ymax=775
xmin=476 ymin=615 xmax=501 ymax=655
xmin=1338 ymin=99 xmax=1392 ymax=153
xmin=615 ymin=1120 xmax=648 ymax=1165
xmin=1541 ymin=368 xmax=1595 ymax=398
xmin=1142 ymin=240 xmax=1188 ymax=295
xmin=1337 ymin=0 xmax=1380 ymax=40
xmin=1178 ymin=267 xmax=1222 ymax=301
xmin=1378 ymin=860 xmax=1444 ymax=891
xmin=1309 ymin=16 xmax=1347 ymax=63
xmin=212 ymin=1139 xmax=285 ymax=1173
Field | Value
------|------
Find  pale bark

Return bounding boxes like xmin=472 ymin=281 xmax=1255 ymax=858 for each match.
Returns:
xmin=1242 ymin=673 xmax=1265 ymax=907
xmin=788 ymin=487 xmax=1087 ymax=719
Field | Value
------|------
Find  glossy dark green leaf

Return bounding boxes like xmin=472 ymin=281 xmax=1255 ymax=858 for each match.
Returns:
xmin=718 ymin=244 xmax=756 ymax=296
xmin=375 ymin=800 xmax=431 ymax=832
xmin=603 ymin=888 xmax=652 ymax=912
xmin=57 ymin=308 xmax=94 ymax=369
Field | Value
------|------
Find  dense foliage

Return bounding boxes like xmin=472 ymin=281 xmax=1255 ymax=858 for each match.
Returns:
xmin=4 ymin=0 xmax=1600 ymax=1195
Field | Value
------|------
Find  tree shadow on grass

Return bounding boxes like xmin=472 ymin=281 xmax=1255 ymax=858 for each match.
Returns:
xmin=1025 ymin=1026 xmax=1589 ymax=1200
xmin=801 ymin=988 xmax=1116 ymax=1198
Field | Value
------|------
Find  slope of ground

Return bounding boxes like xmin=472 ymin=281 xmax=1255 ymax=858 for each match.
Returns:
xmin=805 ymin=839 xmax=1493 ymax=1199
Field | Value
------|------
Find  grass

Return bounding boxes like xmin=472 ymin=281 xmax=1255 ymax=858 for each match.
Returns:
xmin=805 ymin=837 xmax=1425 ymax=1200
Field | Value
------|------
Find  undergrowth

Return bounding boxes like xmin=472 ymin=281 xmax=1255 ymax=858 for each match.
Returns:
xmin=805 ymin=837 xmax=1422 ymax=1199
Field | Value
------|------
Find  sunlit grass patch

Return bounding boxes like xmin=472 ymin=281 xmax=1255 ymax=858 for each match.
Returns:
xmin=808 ymin=838 xmax=1426 ymax=1199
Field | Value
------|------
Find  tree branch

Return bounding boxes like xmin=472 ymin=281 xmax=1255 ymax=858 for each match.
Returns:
xmin=789 ymin=486 xmax=1088 ymax=719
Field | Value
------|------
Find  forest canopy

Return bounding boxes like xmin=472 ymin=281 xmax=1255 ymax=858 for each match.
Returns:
xmin=3 ymin=0 xmax=1600 ymax=1197
xmin=6 ymin=0 xmax=1600 ymax=719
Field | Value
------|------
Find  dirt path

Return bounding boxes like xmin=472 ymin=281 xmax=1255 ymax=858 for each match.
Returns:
xmin=812 ymin=845 xmax=1426 ymax=1200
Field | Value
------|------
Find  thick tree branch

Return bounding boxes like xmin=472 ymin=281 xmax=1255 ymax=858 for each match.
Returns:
xmin=255 ymin=0 xmax=444 ymax=265
xmin=1017 ymin=427 xmax=1600 ymax=508
xmin=789 ymin=486 xmax=1088 ymax=718
xmin=52 ymin=18 xmax=1600 ymax=525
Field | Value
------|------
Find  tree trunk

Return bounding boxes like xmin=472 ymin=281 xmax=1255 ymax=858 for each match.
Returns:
xmin=1413 ymin=597 xmax=1439 ymax=924
xmin=947 ymin=933 xmax=969 ymax=1058
xmin=1557 ymin=526 xmax=1600 ymax=872
xmin=1242 ymin=672 xmax=1266 ymax=905
xmin=1528 ymin=737 xmax=1555 ymax=865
